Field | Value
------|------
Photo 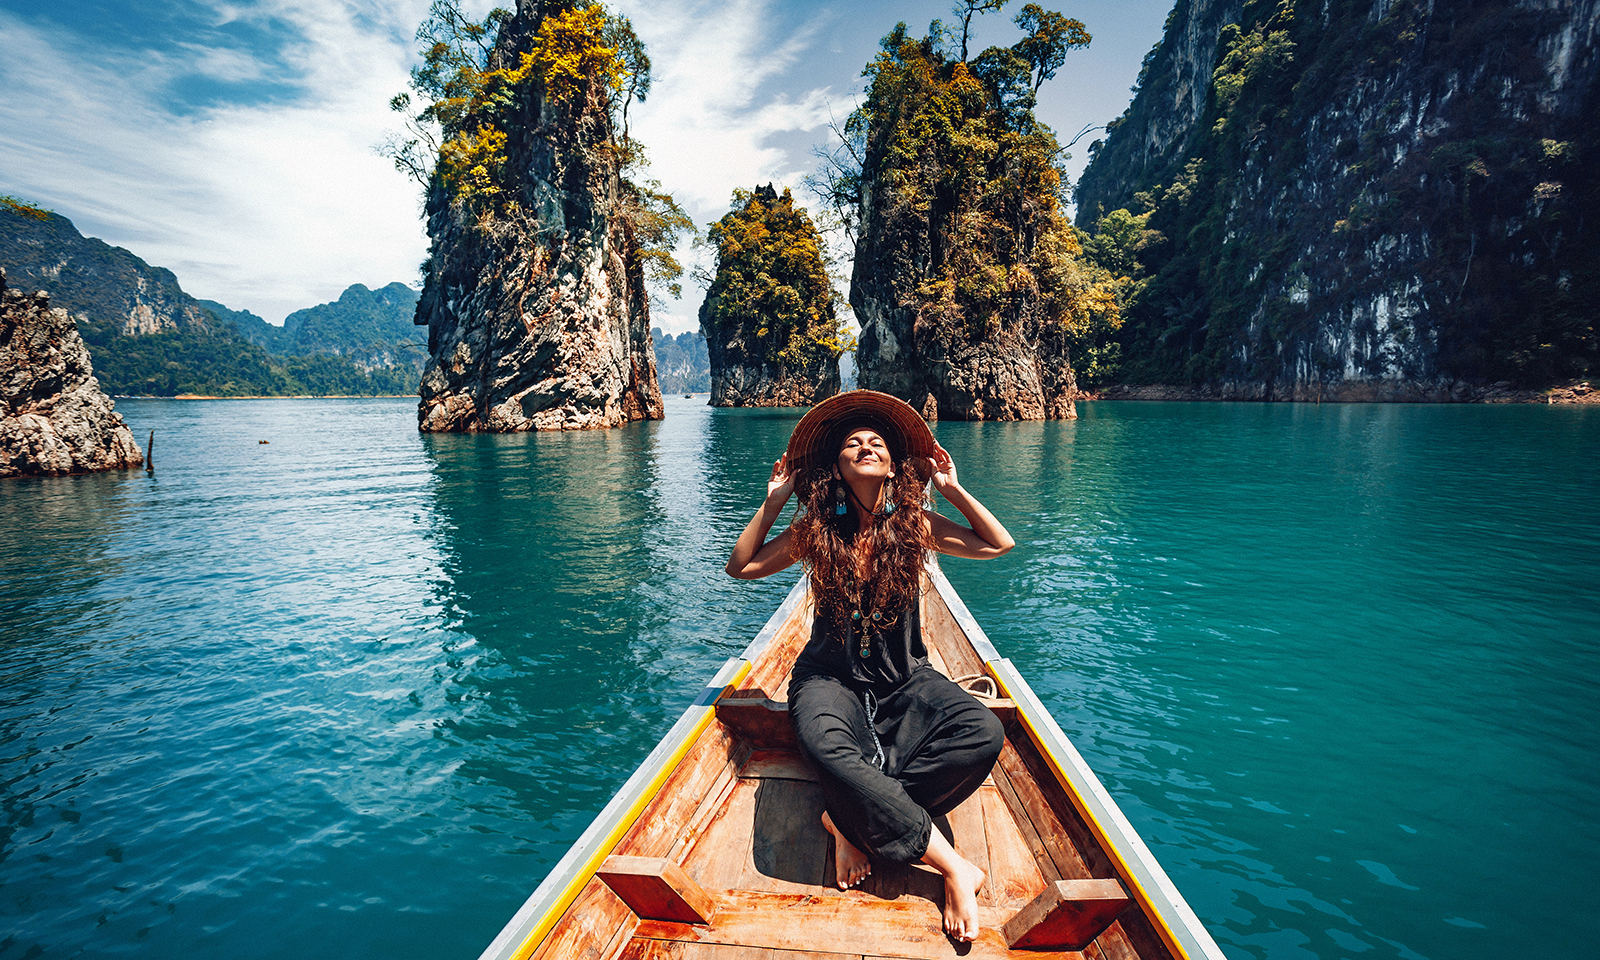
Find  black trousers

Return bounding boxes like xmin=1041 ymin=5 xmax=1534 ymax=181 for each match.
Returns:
xmin=788 ymin=666 xmax=1005 ymax=863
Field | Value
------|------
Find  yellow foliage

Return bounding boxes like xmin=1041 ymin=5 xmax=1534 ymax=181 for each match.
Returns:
xmin=439 ymin=124 xmax=509 ymax=200
xmin=1 ymin=194 xmax=52 ymax=221
xmin=532 ymin=6 xmax=623 ymax=104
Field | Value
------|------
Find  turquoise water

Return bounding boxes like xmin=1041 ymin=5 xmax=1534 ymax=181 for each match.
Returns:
xmin=2 ymin=396 xmax=1595 ymax=960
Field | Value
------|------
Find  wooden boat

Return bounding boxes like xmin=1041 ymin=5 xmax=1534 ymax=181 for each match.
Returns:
xmin=479 ymin=566 xmax=1227 ymax=960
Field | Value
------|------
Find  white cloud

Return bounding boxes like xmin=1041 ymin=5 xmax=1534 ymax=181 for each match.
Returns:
xmin=612 ymin=0 xmax=853 ymax=333
xmin=0 ymin=2 xmax=431 ymax=324
xmin=0 ymin=0 xmax=863 ymax=333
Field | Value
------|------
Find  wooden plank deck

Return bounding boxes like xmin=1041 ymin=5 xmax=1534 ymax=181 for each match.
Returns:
xmin=513 ymin=579 xmax=1196 ymax=960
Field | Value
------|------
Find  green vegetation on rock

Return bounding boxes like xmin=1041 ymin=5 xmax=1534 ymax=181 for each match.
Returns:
xmin=384 ymin=0 xmax=690 ymax=302
xmin=701 ymin=185 xmax=845 ymax=372
xmin=1076 ymin=0 xmax=1598 ymax=390
xmin=823 ymin=7 xmax=1122 ymax=409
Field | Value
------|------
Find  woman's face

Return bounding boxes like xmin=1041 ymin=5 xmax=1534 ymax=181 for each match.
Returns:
xmin=835 ymin=427 xmax=895 ymax=483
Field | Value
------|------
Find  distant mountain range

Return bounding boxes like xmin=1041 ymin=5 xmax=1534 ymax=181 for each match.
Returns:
xmin=0 ymin=208 xmax=422 ymax=396
xmin=653 ymin=329 xmax=709 ymax=394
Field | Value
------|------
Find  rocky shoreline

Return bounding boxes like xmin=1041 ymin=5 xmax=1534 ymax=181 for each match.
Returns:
xmin=1083 ymin=381 xmax=1597 ymax=405
xmin=1 ymin=269 xmax=144 ymax=478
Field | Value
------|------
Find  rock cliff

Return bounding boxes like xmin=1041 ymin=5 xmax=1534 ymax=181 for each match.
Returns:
xmin=281 ymin=283 xmax=422 ymax=372
xmin=1 ymin=269 xmax=143 ymax=478
xmin=1 ymin=208 xmax=217 ymax=338
xmin=412 ymin=2 xmax=663 ymax=432
xmin=845 ymin=25 xmax=1117 ymax=420
xmin=700 ymin=185 xmax=842 ymax=407
xmin=1076 ymin=0 xmax=1600 ymax=396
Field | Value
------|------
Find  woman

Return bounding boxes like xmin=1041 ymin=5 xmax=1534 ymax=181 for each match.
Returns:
xmin=725 ymin=390 xmax=1015 ymax=943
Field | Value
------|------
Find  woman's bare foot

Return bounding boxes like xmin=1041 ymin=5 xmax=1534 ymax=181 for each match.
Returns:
xmin=921 ymin=825 xmax=985 ymax=942
xmin=821 ymin=810 xmax=871 ymax=889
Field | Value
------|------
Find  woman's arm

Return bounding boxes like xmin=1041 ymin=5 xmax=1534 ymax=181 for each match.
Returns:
xmin=725 ymin=453 xmax=802 ymax=579
xmin=924 ymin=444 xmax=1015 ymax=560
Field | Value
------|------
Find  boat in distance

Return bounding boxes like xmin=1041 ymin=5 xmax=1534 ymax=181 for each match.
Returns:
xmin=480 ymin=565 xmax=1227 ymax=960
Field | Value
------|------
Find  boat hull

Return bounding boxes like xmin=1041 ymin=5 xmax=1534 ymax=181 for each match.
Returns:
xmin=480 ymin=567 xmax=1225 ymax=960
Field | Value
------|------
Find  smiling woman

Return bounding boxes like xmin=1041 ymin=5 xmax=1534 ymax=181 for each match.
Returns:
xmin=725 ymin=390 xmax=1016 ymax=942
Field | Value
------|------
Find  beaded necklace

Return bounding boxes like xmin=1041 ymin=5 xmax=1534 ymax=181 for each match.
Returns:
xmin=849 ymin=604 xmax=901 ymax=658
xmin=837 ymin=480 xmax=900 ymax=658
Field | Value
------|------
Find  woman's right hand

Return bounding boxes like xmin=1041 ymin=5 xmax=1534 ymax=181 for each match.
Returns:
xmin=767 ymin=452 xmax=795 ymax=502
xmin=727 ymin=452 xmax=800 ymax=579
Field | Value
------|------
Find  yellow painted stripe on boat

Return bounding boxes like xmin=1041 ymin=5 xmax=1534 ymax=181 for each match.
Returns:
xmin=990 ymin=666 xmax=1216 ymax=960
xmin=508 ymin=659 xmax=754 ymax=960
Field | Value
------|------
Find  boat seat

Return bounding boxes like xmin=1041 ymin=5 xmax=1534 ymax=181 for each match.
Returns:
xmin=595 ymin=855 xmax=717 ymax=925
xmin=1003 ymin=878 xmax=1132 ymax=950
xmin=716 ymin=693 xmax=1018 ymax=750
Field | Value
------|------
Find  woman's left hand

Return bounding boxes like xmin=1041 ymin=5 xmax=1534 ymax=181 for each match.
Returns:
xmin=927 ymin=443 xmax=958 ymax=494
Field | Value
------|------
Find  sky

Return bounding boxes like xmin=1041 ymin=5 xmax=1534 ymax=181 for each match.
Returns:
xmin=0 ymin=0 xmax=1174 ymax=333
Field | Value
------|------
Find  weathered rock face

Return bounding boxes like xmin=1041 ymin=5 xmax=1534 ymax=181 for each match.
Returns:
xmin=1073 ymin=0 xmax=1245 ymax=220
xmin=413 ymin=4 xmax=662 ymax=433
xmin=701 ymin=185 xmax=842 ymax=408
xmin=1076 ymin=0 xmax=1600 ymax=394
xmin=846 ymin=33 xmax=1111 ymax=422
xmin=1 ymin=269 xmax=143 ymax=478
xmin=851 ymin=178 xmax=1078 ymax=422
xmin=705 ymin=360 xmax=839 ymax=407
xmin=0 ymin=208 xmax=217 ymax=338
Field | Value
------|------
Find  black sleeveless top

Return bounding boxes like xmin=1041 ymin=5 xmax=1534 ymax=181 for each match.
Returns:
xmin=790 ymin=597 xmax=929 ymax=694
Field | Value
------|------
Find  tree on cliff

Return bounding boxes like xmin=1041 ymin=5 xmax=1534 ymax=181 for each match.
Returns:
xmin=699 ymin=185 xmax=845 ymax=407
xmin=817 ymin=11 xmax=1121 ymax=418
xmin=381 ymin=0 xmax=690 ymax=431
xmin=383 ymin=1 xmax=689 ymax=304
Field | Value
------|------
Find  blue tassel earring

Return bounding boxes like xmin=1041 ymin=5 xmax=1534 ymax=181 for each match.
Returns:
xmin=834 ymin=483 xmax=848 ymax=515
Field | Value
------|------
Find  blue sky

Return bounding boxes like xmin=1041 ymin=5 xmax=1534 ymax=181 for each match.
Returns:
xmin=0 ymin=0 xmax=1173 ymax=332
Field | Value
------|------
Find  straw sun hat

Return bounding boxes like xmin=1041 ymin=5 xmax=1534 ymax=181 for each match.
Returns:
xmin=785 ymin=390 xmax=939 ymax=479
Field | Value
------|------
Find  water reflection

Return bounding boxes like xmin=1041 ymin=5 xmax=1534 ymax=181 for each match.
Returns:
xmin=418 ymin=426 xmax=672 ymax=837
xmin=412 ymin=399 xmax=805 ymax=894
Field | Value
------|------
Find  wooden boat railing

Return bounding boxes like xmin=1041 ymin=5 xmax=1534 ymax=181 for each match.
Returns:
xmin=479 ymin=564 xmax=1225 ymax=960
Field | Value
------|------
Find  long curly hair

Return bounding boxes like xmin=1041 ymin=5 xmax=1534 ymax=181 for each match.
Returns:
xmin=789 ymin=451 xmax=935 ymax=639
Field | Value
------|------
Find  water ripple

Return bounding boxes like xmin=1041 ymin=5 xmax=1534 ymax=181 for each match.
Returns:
xmin=2 ymin=398 xmax=1596 ymax=960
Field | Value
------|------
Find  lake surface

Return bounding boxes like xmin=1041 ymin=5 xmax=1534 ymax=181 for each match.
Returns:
xmin=2 ymin=396 xmax=1596 ymax=960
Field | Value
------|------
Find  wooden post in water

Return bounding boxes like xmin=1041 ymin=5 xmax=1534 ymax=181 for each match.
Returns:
xmin=146 ymin=430 xmax=154 ymax=473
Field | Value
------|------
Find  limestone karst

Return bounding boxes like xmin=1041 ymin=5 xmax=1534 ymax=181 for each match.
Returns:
xmin=1 ymin=268 xmax=144 ymax=478
xmin=1075 ymin=0 xmax=1599 ymax=397
xmin=406 ymin=1 xmax=669 ymax=431
xmin=700 ymin=185 xmax=844 ymax=407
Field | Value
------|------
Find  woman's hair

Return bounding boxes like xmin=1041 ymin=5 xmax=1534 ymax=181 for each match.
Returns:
xmin=789 ymin=447 xmax=935 ymax=636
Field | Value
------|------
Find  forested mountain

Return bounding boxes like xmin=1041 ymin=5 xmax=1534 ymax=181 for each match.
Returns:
xmin=282 ymin=283 xmax=423 ymax=370
xmin=699 ymin=184 xmax=843 ymax=406
xmin=0 ymin=207 xmax=422 ymax=396
xmin=0 ymin=207 xmax=217 ymax=338
xmin=200 ymin=299 xmax=292 ymax=353
xmin=652 ymin=328 xmax=710 ymax=394
xmin=1075 ymin=0 xmax=1599 ymax=397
